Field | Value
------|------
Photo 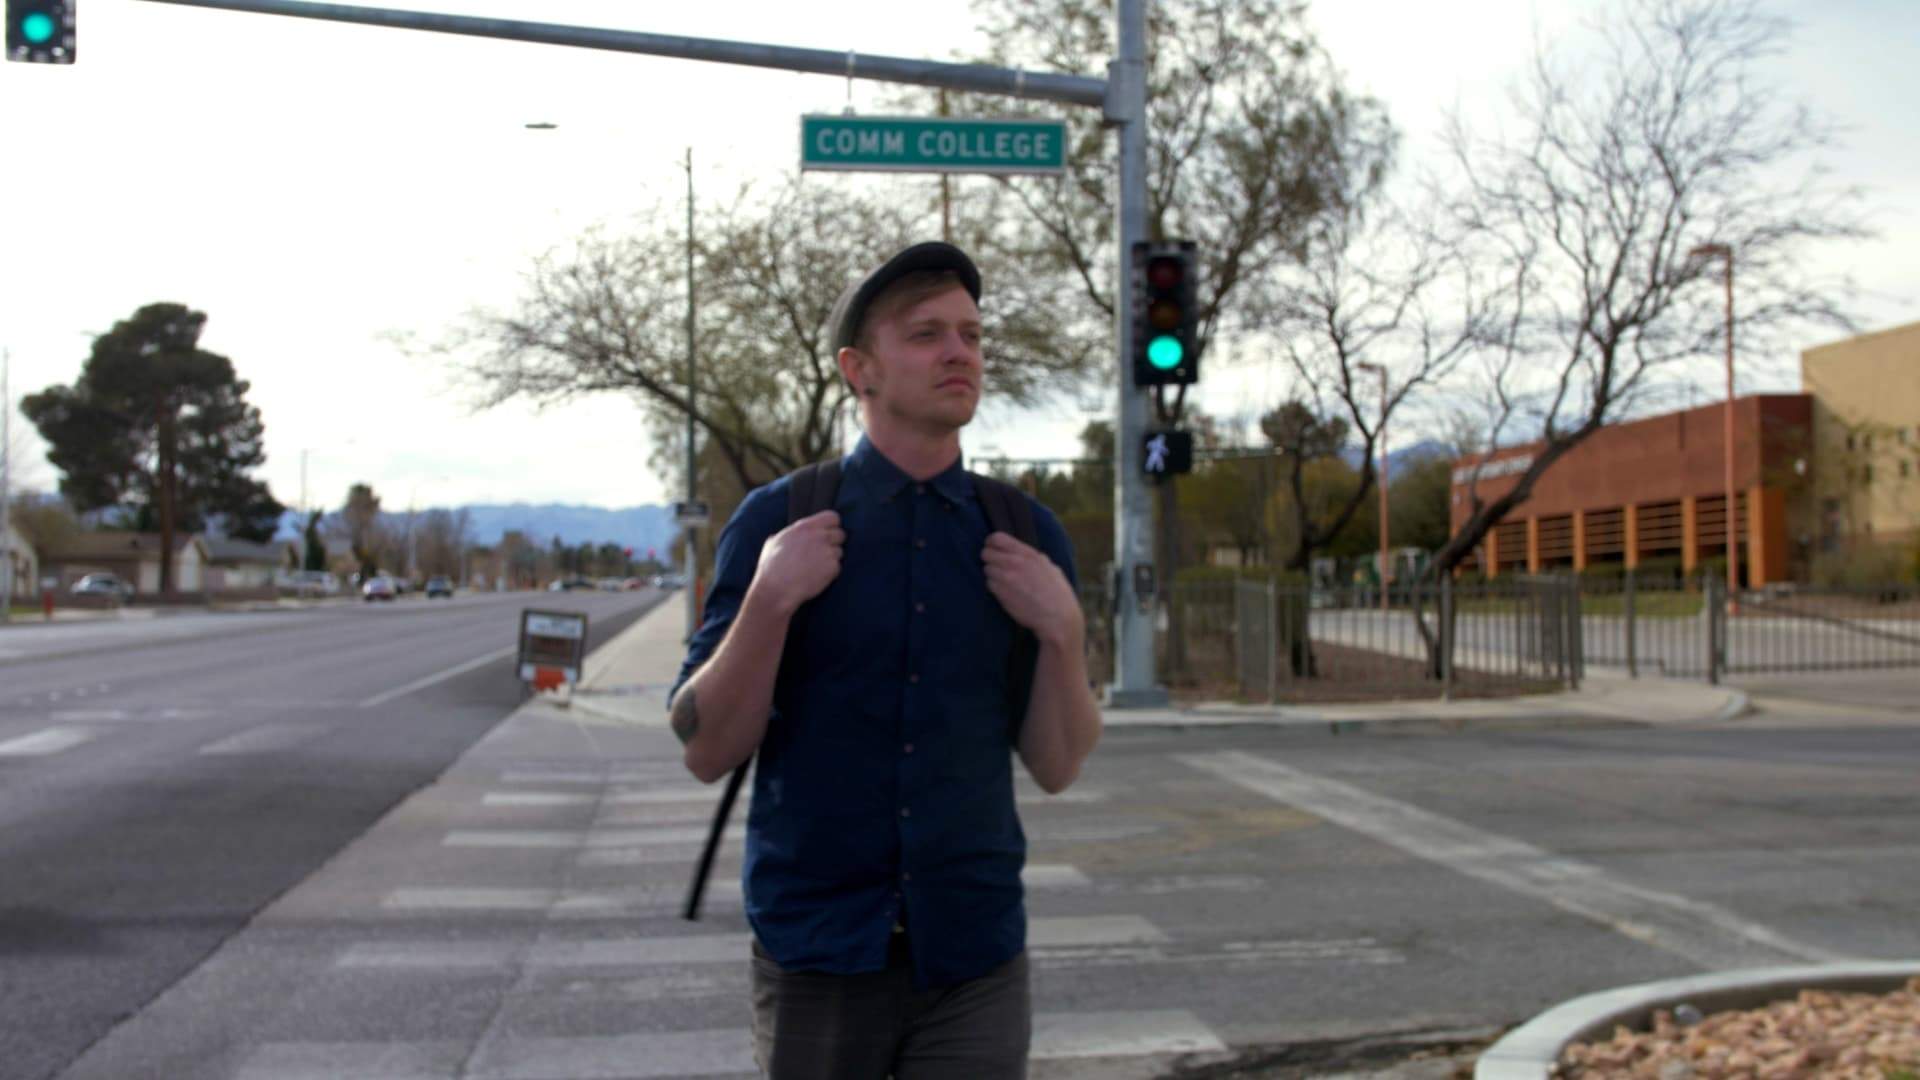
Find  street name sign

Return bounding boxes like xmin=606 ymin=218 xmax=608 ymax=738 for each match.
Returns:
xmin=801 ymin=115 xmax=1067 ymax=175
xmin=673 ymin=500 xmax=711 ymax=527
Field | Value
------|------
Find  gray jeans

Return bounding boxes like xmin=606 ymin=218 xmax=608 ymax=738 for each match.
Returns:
xmin=749 ymin=934 xmax=1031 ymax=1079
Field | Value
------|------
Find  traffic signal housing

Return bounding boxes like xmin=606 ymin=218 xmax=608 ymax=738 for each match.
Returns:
xmin=1130 ymin=240 xmax=1198 ymax=387
xmin=6 ymin=0 xmax=74 ymax=63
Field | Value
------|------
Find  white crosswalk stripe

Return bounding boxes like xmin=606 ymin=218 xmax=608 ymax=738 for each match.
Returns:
xmin=0 ymin=726 xmax=97 ymax=756
xmin=238 ymin=1011 xmax=1227 ymax=1080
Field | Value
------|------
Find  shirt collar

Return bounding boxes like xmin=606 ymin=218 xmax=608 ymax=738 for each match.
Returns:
xmin=846 ymin=436 xmax=974 ymax=505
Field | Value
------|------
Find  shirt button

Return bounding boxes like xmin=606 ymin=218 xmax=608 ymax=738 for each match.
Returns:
xmin=914 ymin=538 xmax=926 ymax=549
xmin=908 ymin=673 xmax=920 ymax=684
xmin=914 ymin=602 xmax=926 ymax=614
xmin=903 ymin=743 xmax=914 ymax=754
xmin=902 ymin=872 xmax=912 ymax=882
xmin=916 ymin=484 xmax=927 ymax=495
xmin=900 ymin=807 xmax=911 ymax=818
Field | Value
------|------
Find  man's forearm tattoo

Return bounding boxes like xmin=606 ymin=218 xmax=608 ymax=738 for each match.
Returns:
xmin=670 ymin=687 xmax=700 ymax=746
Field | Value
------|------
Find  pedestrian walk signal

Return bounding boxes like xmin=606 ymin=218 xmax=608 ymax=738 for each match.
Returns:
xmin=6 ymin=0 xmax=74 ymax=63
xmin=1141 ymin=430 xmax=1193 ymax=480
xmin=1131 ymin=241 xmax=1198 ymax=387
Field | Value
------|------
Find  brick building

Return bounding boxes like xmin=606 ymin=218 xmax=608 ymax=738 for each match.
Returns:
xmin=1450 ymin=395 xmax=1814 ymax=584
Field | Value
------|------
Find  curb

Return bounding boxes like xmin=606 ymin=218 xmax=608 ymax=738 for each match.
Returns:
xmin=1474 ymin=961 xmax=1920 ymax=1079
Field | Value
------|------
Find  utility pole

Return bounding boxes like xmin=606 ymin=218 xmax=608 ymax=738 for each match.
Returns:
xmin=1690 ymin=243 xmax=1737 ymax=610
xmin=684 ymin=146 xmax=700 ymax=642
xmin=1 ymin=348 xmax=12 ymax=624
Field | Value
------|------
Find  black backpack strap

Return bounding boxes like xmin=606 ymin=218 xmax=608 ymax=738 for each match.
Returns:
xmin=971 ymin=473 xmax=1043 ymax=744
xmin=692 ymin=457 xmax=842 ymax=923
xmin=786 ymin=458 xmax=843 ymax=524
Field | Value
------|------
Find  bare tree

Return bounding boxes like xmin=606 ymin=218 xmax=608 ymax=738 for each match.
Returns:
xmin=1268 ymin=206 xmax=1488 ymax=571
xmin=1431 ymin=0 xmax=1867 ymax=578
xmin=448 ymin=177 xmax=1102 ymax=502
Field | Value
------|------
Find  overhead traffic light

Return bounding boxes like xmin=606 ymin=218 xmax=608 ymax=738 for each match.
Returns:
xmin=1130 ymin=240 xmax=1198 ymax=388
xmin=6 ymin=0 xmax=73 ymax=63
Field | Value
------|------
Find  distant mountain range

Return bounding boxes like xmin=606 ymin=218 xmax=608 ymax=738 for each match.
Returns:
xmin=1340 ymin=438 xmax=1454 ymax=473
xmin=266 ymin=442 xmax=1457 ymax=548
xmin=275 ymin=502 xmax=682 ymax=557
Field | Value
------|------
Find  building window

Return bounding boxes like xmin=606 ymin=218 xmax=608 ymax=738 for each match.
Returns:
xmin=1846 ymin=433 xmax=1855 ymax=451
xmin=1903 ymin=461 xmax=1912 ymax=480
xmin=1862 ymin=465 xmax=1873 ymax=485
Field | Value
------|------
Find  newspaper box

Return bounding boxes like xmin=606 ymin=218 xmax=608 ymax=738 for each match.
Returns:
xmin=518 ymin=609 xmax=588 ymax=692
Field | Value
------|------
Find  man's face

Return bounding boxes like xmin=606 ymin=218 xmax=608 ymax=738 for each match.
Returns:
xmin=859 ymin=285 xmax=983 ymax=434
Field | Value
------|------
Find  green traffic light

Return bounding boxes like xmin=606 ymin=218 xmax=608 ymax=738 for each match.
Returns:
xmin=21 ymin=12 xmax=56 ymax=43
xmin=1147 ymin=334 xmax=1183 ymax=371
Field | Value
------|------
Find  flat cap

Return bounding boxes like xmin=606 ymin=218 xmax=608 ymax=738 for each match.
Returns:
xmin=828 ymin=242 xmax=982 ymax=353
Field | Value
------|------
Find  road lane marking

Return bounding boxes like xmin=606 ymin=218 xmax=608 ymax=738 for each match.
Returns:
xmin=358 ymin=645 xmax=517 ymax=708
xmin=198 ymin=723 xmax=322 ymax=755
xmin=1179 ymin=750 xmax=1850 ymax=969
xmin=445 ymin=1012 xmax=1226 ymax=1077
xmin=443 ymin=826 xmax=747 ymax=849
xmin=0 ymin=726 xmax=96 ymax=756
xmin=338 ymin=914 xmax=1171 ymax=972
xmin=381 ymin=864 xmax=1096 ymax=918
xmin=233 ymin=1040 xmax=467 ymax=1080
xmin=1034 ymin=1010 xmax=1228 ymax=1058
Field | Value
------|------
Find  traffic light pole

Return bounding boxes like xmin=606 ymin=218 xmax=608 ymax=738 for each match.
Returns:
xmin=131 ymin=0 xmax=1163 ymax=702
xmin=1106 ymin=0 xmax=1165 ymax=706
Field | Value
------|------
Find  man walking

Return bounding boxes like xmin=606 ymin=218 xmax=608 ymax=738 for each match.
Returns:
xmin=668 ymin=241 xmax=1102 ymax=1078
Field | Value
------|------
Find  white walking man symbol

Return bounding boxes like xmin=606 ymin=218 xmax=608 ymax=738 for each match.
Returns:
xmin=1144 ymin=433 xmax=1169 ymax=473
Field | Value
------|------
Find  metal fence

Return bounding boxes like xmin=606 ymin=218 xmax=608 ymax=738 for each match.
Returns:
xmin=1078 ymin=572 xmax=1920 ymax=703
xmin=1079 ymin=576 xmax=1583 ymax=703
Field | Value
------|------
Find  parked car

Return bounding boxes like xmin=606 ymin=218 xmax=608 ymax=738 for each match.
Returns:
xmin=424 ymin=576 xmax=453 ymax=598
xmin=547 ymin=577 xmax=595 ymax=592
xmin=283 ymin=570 xmax=340 ymax=598
xmin=71 ymin=573 xmax=134 ymax=600
xmin=362 ymin=575 xmax=398 ymax=602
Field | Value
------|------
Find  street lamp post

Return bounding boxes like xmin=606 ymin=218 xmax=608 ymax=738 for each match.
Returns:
xmin=1357 ymin=362 xmax=1389 ymax=612
xmin=1690 ymin=243 xmax=1737 ymax=611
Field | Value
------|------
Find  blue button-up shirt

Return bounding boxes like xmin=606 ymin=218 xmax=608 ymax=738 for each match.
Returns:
xmin=670 ymin=437 xmax=1077 ymax=989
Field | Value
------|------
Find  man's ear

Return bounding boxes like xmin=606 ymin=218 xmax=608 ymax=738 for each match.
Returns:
xmin=837 ymin=345 xmax=868 ymax=397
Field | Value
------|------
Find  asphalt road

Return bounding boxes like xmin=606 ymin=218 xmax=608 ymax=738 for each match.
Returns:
xmin=6 ymin=600 xmax=1917 ymax=1078
xmin=0 ymin=589 xmax=663 ymax=1080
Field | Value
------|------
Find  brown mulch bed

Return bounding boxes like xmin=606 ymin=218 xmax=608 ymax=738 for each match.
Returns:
xmin=1557 ymin=978 xmax=1920 ymax=1079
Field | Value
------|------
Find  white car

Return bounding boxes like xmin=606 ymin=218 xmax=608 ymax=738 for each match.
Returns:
xmin=71 ymin=573 xmax=134 ymax=600
xmin=362 ymin=575 xmax=398 ymax=602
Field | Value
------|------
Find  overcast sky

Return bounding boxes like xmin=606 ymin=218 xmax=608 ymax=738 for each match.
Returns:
xmin=2 ymin=0 xmax=1913 ymax=511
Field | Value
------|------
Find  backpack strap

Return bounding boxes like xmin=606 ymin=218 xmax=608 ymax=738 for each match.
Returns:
xmin=786 ymin=458 xmax=843 ymax=524
xmin=971 ymin=473 xmax=1043 ymax=744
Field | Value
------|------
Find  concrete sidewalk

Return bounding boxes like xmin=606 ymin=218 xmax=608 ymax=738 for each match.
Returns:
xmin=563 ymin=600 xmax=1754 ymax=734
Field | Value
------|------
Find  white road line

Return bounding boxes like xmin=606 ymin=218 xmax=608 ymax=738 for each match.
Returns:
xmin=1034 ymin=1010 xmax=1228 ymax=1058
xmin=482 ymin=792 xmax=596 ymax=807
xmin=462 ymin=1013 xmax=1225 ymax=1078
xmin=1031 ymin=914 xmax=1168 ymax=948
xmin=386 ymin=864 xmax=1095 ymax=918
xmin=466 ymin=1030 xmax=755 ymax=1079
xmin=50 ymin=709 xmax=128 ymax=722
xmin=1179 ymin=750 xmax=1850 ymax=969
xmin=232 ymin=1039 xmax=468 ymax=1080
xmin=198 ymin=724 xmax=322 ymax=756
xmin=443 ymin=826 xmax=747 ymax=849
xmin=342 ymin=915 xmax=1174 ymax=972
xmin=0 ymin=726 xmax=96 ymax=757
xmin=358 ymin=645 xmax=517 ymax=708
